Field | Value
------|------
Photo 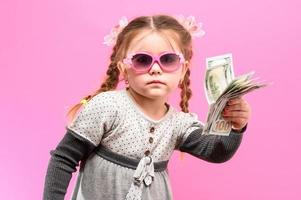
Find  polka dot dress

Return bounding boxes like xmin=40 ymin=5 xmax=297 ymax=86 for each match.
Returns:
xmin=67 ymin=88 xmax=204 ymax=200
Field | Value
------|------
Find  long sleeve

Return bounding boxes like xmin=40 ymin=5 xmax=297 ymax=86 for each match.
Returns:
xmin=43 ymin=129 xmax=96 ymax=200
xmin=43 ymin=91 xmax=119 ymax=199
xmin=177 ymin=125 xmax=247 ymax=163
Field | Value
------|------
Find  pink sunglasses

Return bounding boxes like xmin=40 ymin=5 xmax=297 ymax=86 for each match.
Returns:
xmin=123 ymin=51 xmax=185 ymax=74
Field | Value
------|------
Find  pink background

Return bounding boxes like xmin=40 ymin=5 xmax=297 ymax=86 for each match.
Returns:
xmin=1 ymin=0 xmax=300 ymax=199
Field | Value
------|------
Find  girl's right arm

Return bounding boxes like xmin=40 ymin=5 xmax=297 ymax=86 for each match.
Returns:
xmin=43 ymin=91 xmax=118 ymax=199
xmin=43 ymin=128 xmax=96 ymax=200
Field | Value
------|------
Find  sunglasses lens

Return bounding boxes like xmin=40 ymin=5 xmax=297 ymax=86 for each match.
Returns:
xmin=132 ymin=54 xmax=153 ymax=69
xmin=160 ymin=53 xmax=180 ymax=69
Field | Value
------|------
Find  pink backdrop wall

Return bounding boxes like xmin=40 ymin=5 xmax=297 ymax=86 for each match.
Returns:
xmin=1 ymin=0 xmax=300 ymax=199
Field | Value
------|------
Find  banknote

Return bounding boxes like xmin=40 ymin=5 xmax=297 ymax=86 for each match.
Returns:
xmin=205 ymin=53 xmax=234 ymax=104
xmin=204 ymin=54 xmax=234 ymax=135
xmin=203 ymin=54 xmax=267 ymax=136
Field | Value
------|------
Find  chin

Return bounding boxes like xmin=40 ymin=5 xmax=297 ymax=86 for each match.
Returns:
xmin=145 ymin=88 xmax=170 ymax=98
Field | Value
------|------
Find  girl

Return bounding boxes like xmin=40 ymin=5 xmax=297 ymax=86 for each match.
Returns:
xmin=43 ymin=14 xmax=250 ymax=200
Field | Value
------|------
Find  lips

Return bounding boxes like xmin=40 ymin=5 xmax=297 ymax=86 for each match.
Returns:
xmin=147 ymin=80 xmax=165 ymax=85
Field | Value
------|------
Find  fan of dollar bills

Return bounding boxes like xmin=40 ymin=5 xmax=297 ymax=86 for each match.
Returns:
xmin=202 ymin=53 xmax=267 ymax=136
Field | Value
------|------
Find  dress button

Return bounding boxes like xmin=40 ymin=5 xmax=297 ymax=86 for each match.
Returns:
xmin=150 ymin=127 xmax=155 ymax=133
xmin=144 ymin=150 xmax=150 ymax=156
xmin=149 ymin=137 xmax=154 ymax=143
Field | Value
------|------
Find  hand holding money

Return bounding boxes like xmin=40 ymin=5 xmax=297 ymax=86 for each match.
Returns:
xmin=222 ymin=97 xmax=251 ymax=131
xmin=203 ymin=53 xmax=267 ymax=136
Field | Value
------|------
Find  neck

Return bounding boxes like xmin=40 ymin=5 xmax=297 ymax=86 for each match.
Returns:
xmin=126 ymin=87 xmax=169 ymax=120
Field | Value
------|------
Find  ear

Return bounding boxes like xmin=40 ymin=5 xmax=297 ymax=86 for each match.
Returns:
xmin=117 ymin=61 xmax=128 ymax=81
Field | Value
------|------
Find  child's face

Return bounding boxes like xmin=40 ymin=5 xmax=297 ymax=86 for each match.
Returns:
xmin=118 ymin=30 xmax=188 ymax=100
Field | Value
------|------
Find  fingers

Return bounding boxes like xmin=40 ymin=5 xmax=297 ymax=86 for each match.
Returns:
xmin=224 ymin=104 xmax=247 ymax=112
xmin=223 ymin=116 xmax=248 ymax=124
xmin=222 ymin=110 xmax=249 ymax=119
xmin=222 ymin=98 xmax=251 ymax=130
xmin=225 ymin=97 xmax=250 ymax=113
xmin=227 ymin=97 xmax=243 ymax=105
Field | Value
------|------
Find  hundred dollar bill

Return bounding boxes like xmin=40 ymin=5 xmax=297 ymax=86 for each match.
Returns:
xmin=203 ymin=54 xmax=267 ymax=136
xmin=204 ymin=54 xmax=234 ymax=135
xmin=205 ymin=54 xmax=234 ymax=104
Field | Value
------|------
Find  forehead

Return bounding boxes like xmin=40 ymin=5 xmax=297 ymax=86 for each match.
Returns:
xmin=127 ymin=30 xmax=181 ymax=55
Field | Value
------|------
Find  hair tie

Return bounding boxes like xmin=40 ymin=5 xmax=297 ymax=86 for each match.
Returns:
xmin=80 ymin=95 xmax=92 ymax=105
xmin=103 ymin=16 xmax=129 ymax=47
xmin=80 ymin=99 xmax=88 ymax=106
xmin=174 ymin=15 xmax=205 ymax=38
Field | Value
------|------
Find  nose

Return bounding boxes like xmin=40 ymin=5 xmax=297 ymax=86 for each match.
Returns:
xmin=148 ymin=61 xmax=163 ymax=75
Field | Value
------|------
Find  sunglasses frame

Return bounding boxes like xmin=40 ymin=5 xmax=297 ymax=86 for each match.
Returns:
xmin=123 ymin=51 xmax=186 ymax=74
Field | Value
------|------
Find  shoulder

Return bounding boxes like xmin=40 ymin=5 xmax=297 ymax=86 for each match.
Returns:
xmin=71 ymin=90 xmax=122 ymax=120
xmin=88 ymin=89 xmax=122 ymax=109
xmin=173 ymin=109 xmax=202 ymax=124
xmin=92 ymin=89 xmax=120 ymax=101
xmin=171 ymin=110 xmax=204 ymax=132
xmin=68 ymin=90 xmax=123 ymax=128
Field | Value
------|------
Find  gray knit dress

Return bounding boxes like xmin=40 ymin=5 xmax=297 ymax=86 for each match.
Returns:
xmin=43 ymin=88 xmax=245 ymax=200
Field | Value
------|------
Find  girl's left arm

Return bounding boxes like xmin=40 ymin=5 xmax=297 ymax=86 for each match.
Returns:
xmin=176 ymin=97 xmax=250 ymax=163
xmin=176 ymin=126 xmax=246 ymax=163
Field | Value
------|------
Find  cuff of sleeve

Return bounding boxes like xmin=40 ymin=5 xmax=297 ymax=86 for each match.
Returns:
xmin=231 ymin=123 xmax=248 ymax=134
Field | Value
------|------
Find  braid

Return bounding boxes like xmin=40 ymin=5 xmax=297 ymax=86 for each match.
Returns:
xmin=179 ymin=68 xmax=192 ymax=113
xmin=178 ymin=68 xmax=192 ymax=160
xmin=99 ymin=46 xmax=120 ymax=92
xmin=66 ymin=46 xmax=120 ymax=122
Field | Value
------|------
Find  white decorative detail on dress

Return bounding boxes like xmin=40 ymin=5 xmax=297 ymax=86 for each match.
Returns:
xmin=125 ymin=156 xmax=154 ymax=200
